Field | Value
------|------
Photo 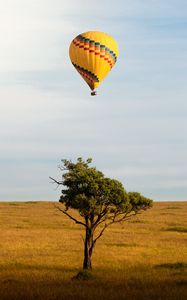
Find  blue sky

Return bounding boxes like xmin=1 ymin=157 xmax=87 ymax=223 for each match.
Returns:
xmin=0 ymin=0 xmax=187 ymax=201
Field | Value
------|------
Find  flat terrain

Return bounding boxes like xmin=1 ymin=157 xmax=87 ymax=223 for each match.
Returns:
xmin=0 ymin=201 xmax=187 ymax=300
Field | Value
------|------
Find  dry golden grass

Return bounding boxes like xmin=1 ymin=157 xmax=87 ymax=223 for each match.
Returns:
xmin=0 ymin=201 xmax=187 ymax=300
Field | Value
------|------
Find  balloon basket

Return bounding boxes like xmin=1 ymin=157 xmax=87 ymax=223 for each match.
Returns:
xmin=91 ymin=91 xmax=97 ymax=96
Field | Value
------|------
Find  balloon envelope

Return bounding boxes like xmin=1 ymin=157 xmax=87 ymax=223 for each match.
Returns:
xmin=69 ymin=31 xmax=119 ymax=92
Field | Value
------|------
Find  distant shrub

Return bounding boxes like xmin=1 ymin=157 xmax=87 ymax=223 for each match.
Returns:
xmin=156 ymin=262 xmax=187 ymax=270
xmin=106 ymin=242 xmax=137 ymax=248
xmin=166 ymin=226 xmax=187 ymax=233
xmin=129 ymin=219 xmax=148 ymax=224
xmin=165 ymin=206 xmax=181 ymax=210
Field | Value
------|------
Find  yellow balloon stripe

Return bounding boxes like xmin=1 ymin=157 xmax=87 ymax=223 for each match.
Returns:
xmin=69 ymin=31 xmax=119 ymax=91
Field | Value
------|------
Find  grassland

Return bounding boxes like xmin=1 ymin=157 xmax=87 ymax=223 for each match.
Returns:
xmin=0 ymin=201 xmax=186 ymax=300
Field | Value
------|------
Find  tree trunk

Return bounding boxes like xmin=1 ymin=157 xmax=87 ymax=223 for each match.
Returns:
xmin=83 ymin=222 xmax=93 ymax=270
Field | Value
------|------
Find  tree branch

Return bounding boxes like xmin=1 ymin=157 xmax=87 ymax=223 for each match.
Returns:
xmin=92 ymin=210 xmax=138 ymax=246
xmin=54 ymin=204 xmax=87 ymax=228
xmin=93 ymin=223 xmax=108 ymax=246
xmin=108 ymin=211 xmax=137 ymax=225
xmin=94 ymin=215 xmax=108 ymax=228
xmin=93 ymin=204 xmax=111 ymax=228
xmin=49 ymin=177 xmax=63 ymax=185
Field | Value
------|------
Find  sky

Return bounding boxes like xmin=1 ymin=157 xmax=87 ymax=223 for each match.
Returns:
xmin=0 ymin=0 xmax=187 ymax=201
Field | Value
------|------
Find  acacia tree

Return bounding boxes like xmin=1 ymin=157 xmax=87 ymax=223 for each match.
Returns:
xmin=50 ymin=158 xmax=153 ymax=270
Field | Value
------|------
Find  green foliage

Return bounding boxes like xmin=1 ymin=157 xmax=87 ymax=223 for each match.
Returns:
xmin=59 ymin=158 xmax=153 ymax=219
xmin=128 ymin=192 xmax=153 ymax=212
xmin=166 ymin=226 xmax=187 ymax=233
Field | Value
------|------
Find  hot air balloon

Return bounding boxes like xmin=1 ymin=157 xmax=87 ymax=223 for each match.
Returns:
xmin=69 ymin=31 xmax=119 ymax=96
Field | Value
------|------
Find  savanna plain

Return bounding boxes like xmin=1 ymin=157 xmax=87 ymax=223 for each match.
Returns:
xmin=0 ymin=201 xmax=187 ymax=300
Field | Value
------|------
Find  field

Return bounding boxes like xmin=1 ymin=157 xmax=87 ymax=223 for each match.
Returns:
xmin=0 ymin=201 xmax=187 ymax=300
